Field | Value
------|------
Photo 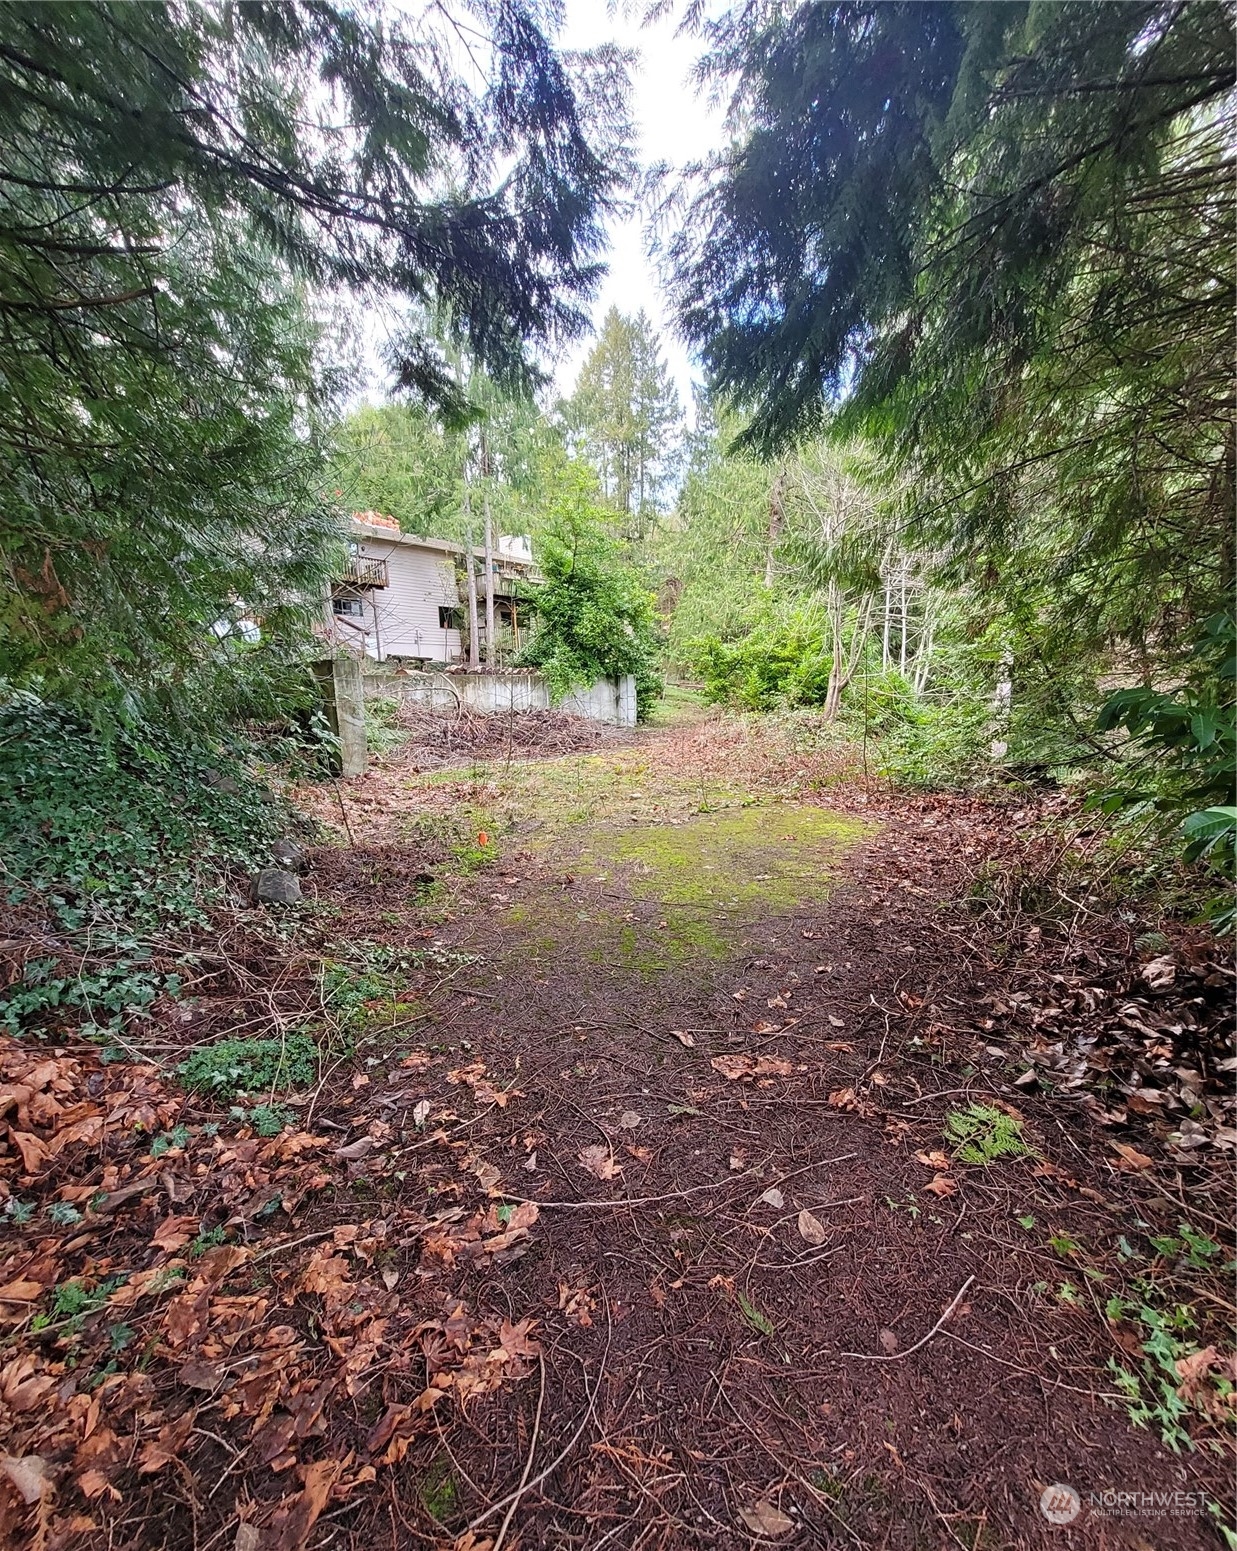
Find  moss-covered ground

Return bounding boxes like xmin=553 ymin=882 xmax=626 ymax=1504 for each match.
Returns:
xmin=372 ymin=733 xmax=870 ymax=973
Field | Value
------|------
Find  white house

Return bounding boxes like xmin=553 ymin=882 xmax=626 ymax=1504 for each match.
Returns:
xmin=324 ymin=515 xmax=534 ymax=665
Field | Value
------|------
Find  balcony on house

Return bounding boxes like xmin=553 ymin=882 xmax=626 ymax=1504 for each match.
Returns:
xmin=340 ymin=549 xmax=389 ymax=588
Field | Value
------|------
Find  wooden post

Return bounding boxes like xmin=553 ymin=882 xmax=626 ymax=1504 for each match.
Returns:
xmin=463 ymin=472 xmax=480 ymax=671
xmin=481 ymin=427 xmax=495 ymax=668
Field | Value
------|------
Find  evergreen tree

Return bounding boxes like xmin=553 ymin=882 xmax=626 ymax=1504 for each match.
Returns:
xmin=668 ymin=1 xmax=1234 ymax=673
xmin=0 ymin=0 xmax=633 ymax=712
xmin=332 ymin=405 xmax=467 ymax=537
xmin=563 ymin=307 xmax=682 ymax=538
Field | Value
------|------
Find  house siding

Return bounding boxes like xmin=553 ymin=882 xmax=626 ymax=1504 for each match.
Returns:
xmin=336 ymin=533 xmax=462 ymax=662
xmin=328 ymin=520 xmax=534 ymax=664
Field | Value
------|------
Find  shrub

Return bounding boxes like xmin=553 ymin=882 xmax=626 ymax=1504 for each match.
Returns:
xmin=687 ymin=622 xmax=833 ymax=710
xmin=873 ymin=692 xmax=993 ymax=790
xmin=1094 ymin=614 xmax=1236 ymax=929
xmin=516 ymin=458 xmax=663 ymax=719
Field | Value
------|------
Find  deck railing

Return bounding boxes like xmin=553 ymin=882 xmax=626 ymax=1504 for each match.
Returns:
xmin=340 ymin=553 xmax=388 ymax=588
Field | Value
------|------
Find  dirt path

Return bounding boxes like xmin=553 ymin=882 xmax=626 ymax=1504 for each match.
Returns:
xmin=3 ymin=714 xmax=1230 ymax=1551
xmin=298 ymin=715 xmax=1231 ymax=1549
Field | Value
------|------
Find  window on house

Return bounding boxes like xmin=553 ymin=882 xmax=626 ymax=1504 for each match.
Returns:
xmin=438 ymin=606 xmax=463 ymax=630
xmin=332 ymin=594 xmax=364 ymax=617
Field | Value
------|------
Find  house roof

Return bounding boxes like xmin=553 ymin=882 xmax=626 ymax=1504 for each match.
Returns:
xmin=349 ymin=516 xmax=535 ymax=571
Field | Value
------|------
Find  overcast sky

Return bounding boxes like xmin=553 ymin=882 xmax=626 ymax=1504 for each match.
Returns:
xmin=358 ymin=3 xmax=723 ymax=418
xmin=551 ymin=4 xmax=724 ymax=417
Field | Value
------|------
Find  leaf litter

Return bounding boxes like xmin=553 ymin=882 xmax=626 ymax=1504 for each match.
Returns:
xmin=2 ymin=717 xmax=1233 ymax=1551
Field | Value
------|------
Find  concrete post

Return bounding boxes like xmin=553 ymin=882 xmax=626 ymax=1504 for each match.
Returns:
xmin=617 ymin=675 xmax=637 ymax=727
xmin=314 ymin=655 xmax=367 ymax=776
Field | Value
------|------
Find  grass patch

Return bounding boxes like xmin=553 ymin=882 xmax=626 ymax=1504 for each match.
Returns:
xmin=494 ymin=801 xmax=865 ymax=975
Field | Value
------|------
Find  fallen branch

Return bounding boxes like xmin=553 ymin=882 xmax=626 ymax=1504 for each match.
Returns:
xmin=491 ymin=1351 xmax=546 ymax=1551
xmin=843 ymin=1275 xmax=975 ymax=1362
xmin=464 ymin=1311 xmax=611 ymax=1534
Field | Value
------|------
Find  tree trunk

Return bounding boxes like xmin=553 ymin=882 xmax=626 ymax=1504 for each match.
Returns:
xmin=823 ymin=588 xmax=876 ymax=722
xmin=480 ymin=429 xmax=495 ymax=668
xmin=913 ymin=621 xmax=935 ymax=695
xmin=823 ymin=625 xmax=845 ymax=721
xmin=764 ymin=469 xmax=785 ymax=588
xmin=463 ymin=475 xmax=480 ymax=671
xmin=482 ymin=509 xmax=495 ymax=667
xmin=991 ymin=648 xmax=1013 ymax=758
xmin=899 ymin=570 xmax=908 ymax=674
xmin=822 ymin=583 xmax=845 ymax=721
xmin=882 ymin=578 xmax=891 ymax=669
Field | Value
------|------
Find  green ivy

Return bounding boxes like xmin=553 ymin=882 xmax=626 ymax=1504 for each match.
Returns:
xmin=516 ymin=461 xmax=663 ymax=719
xmin=176 ymin=1035 xmax=318 ymax=1099
xmin=0 ymin=699 xmax=289 ymax=1033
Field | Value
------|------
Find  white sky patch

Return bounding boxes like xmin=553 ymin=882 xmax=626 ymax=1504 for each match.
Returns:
xmin=552 ymin=2 xmax=723 ymax=416
xmin=345 ymin=3 xmax=722 ymax=420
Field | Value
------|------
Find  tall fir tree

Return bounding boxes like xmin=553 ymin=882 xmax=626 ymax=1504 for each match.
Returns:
xmin=563 ymin=307 xmax=682 ymax=540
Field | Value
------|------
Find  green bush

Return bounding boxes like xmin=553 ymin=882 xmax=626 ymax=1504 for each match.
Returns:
xmin=516 ymin=457 xmax=663 ymax=719
xmin=688 ymin=622 xmax=834 ymax=710
xmin=873 ymin=691 xmax=992 ymax=790
xmin=1094 ymin=614 xmax=1236 ymax=929
xmin=177 ymin=1035 xmax=318 ymax=1098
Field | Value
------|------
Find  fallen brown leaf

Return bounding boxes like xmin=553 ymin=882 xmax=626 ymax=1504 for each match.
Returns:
xmin=711 ymin=1054 xmax=794 ymax=1081
xmin=577 ymin=1144 xmax=621 ymax=1180
xmin=10 ymin=1132 xmax=48 ymax=1174
xmin=0 ymin=1453 xmax=51 ymax=1505
xmin=738 ymin=1499 xmax=794 ymax=1537
xmin=136 ymin=1411 xmax=196 ymax=1475
xmin=797 ymin=1209 xmax=828 ymax=1246
xmin=150 ymin=1214 xmax=198 ymax=1254
xmin=269 ymin=1458 xmax=342 ymax=1551
xmin=1175 ymin=1346 xmax=1220 ymax=1401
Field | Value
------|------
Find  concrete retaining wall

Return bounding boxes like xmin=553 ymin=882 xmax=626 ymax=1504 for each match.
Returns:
xmin=364 ymin=667 xmax=637 ymax=727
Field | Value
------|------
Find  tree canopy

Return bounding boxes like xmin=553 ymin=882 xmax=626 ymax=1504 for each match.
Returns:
xmin=668 ymin=1 xmax=1235 ymax=670
xmin=0 ymin=0 xmax=632 ymax=712
xmin=561 ymin=306 xmax=683 ymax=538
